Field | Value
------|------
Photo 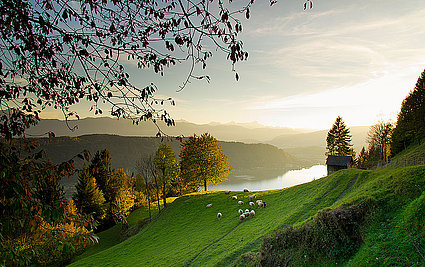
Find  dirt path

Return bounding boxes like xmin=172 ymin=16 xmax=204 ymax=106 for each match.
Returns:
xmin=335 ymin=175 xmax=358 ymax=201
xmin=186 ymin=221 xmax=242 ymax=266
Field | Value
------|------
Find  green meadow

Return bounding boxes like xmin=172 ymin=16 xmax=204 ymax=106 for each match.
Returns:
xmin=71 ymin=165 xmax=425 ymax=266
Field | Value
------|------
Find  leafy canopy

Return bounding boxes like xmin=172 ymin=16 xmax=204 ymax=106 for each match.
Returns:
xmin=180 ymin=133 xmax=231 ymax=191
xmin=0 ymin=0 xmax=275 ymax=139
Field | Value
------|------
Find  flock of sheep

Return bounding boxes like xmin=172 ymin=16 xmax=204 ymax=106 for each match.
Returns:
xmin=206 ymin=189 xmax=267 ymax=221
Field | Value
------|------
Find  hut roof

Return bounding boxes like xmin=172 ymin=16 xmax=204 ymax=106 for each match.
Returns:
xmin=326 ymin=155 xmax=353 ymax=166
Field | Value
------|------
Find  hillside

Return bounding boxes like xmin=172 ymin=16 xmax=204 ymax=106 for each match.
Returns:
xmin=31 ymin=134 xmax=307 ymax=196
xmin=34 ymin=134 xmax=305 ymax=172
xmin=71 ymin=166 xmax=425 ymax=266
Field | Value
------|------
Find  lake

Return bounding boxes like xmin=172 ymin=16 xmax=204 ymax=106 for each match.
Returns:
xmin=211 ymin=165 xmax=327 ymax=191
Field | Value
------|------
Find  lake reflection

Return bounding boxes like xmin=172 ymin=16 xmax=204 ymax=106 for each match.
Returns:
xmin=211 ymin=165 xmax=327 ymax=191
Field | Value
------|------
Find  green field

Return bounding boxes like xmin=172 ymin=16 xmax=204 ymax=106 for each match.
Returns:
xmin=71 ymin=165 xmax=425 ymax=266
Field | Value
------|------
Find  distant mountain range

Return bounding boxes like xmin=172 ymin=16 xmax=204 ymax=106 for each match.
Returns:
xmin=28 ymin=117 xmax=370 ymax=165
xmin=27 ymin=117 xmax=308 ymax=143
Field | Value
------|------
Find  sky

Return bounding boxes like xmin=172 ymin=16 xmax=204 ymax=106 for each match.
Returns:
xmin=42 ymin=0 xmax=425 ymax=130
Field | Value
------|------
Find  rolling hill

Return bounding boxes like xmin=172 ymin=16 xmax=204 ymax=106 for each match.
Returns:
xmin=70 ymin=166 xmax=425 ymax=266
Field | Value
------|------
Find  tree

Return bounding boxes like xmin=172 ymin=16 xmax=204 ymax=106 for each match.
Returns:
xmin=391 ymin=69 xmax=425 ymax=155
xmin=0 ymin=0 xmax=276 ymax=139
xmin=367 ymin=121 xmax=393 ymax=164
xmin=110 ymin=187 xmax=135 ymax=225
xmin=356 ymin=147 xmax=368 ymax=169
xmin=73 ymin=167 xmax=106 ymax=221
xmin=180 ymin=133 xmax=231 ymax=191
xmin=89 ymin=149 xmax=113 ymax=202
xmin=136 ymin=155 xmax=156 ymax=220
xmin=326 ymin=116 xmax=353 ymax=156
xmin=154 ymin=143 xmax=180 ymax=207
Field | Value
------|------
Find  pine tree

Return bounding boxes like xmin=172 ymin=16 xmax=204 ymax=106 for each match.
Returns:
xmin=326 ymin=116 xmax=353 ymax=156
xmin=391 ymin=69 xmax=425 ymax=155
xmin=89 ymin=149 xmax=113 ymax=202
xmin=73 ymin=167 xmax=106 ymax=221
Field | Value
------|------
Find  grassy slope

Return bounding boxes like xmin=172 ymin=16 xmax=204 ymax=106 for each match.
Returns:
xmin=390 ymin=141 xmax=425 ymax=167
xmin=73 ymin=198 xmax=177 ymax=262
xmin=71 ymin=166 xmax=425 ymax=266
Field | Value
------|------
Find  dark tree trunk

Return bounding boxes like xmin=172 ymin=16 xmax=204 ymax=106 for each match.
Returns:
xmin=204 ymin=179 xmax=207 ymax=191
xmin=145 ymin=181 xmax=151 ymax=221
xmin=154 ymin=176 xmax=161 ymax=212
xmin=162 ymin=182 xmax=167 ymax=207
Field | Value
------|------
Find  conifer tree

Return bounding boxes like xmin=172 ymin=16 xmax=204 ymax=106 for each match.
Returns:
xmin=326 ymin=116 xmax=353 ymax=156
xmin=391 ymin=69 xmax=425 ymax=155
xmin=90 ymin=149 xmax=113 ymax=202
xmin=73 ymin=167 xmax=106 ymax=221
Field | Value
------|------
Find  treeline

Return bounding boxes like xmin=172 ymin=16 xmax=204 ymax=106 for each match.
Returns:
xmin=324 ymin=69 xmax=425 ymax=169
xmin=0 ymin=133 xmax=230 ymax=265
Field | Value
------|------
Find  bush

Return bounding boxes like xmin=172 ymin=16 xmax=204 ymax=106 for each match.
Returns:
xmin=259 ymin=201 xmax=373 ymax=266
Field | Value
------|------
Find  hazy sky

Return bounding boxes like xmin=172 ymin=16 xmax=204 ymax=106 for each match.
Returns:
xmin=43 ymin=0 xmax=425 ymax=130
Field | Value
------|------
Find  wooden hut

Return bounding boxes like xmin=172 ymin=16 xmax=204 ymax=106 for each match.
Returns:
xmin=326 ymin=155 xmax=353 ymax=175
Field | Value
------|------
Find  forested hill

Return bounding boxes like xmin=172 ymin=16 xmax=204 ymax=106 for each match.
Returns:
xmin=32 ymin=134 xmax=308 ymax=173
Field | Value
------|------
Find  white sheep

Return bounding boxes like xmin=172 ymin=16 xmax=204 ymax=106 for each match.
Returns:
xmin=232 ymin=196 xmax=238 ymax=200
xmin=249 ymin=194 xmax=257 ymax=201
xmin=256 ymin=199 xmax=262 ymax=204
xmin=240 ymin=214 xmax=246 ymax=220
xmin=250 ymin=210 xmax=255 ymax=217
xmin=249 ymin=201 xmax=255 ymax=208
xmin=243 ymin=188 xmax=249 ymax=192
xmin=258 ymin=201 xmax=264 ymax=207
xmin=206 ymin=203 xmax=212 ymax=208
xmin=245 ymin=209 xmax=250 ymax=213
xmin=238 ymin=200 xmax=244 ymax=205
xmin=217 ymin=212 xmax=222 ymax=219
xmin=244 ymin=212 xmax=250 ymax=217
xmin=238 ymin=209 xmax=243 ymax=215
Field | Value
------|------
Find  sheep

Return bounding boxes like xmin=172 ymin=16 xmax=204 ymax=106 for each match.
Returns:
xmin=238 ymin=209 xmax=244 ymax=215
xmin=258 ymin=201 xmax=264 ymax=208
xmin=249 ymin=194 xmax=257 ymax=201
xmin=243 ymin=188 xmax=249 ymax=192
xmin=238 ymin=200 xmax=244 ymax=205
xmin=249 ymin=201 xmax=255 ymax=208
xmin=232 ymin=196 xmax=238 ymax=200
xmin=217 ymin=212 xmax=222 ymax=219
xmin=225 ymin=191 xmax=231 ymax=195
xmin=245 ymin=209 xmax=250 ymax=213
xmin=250 ymin=210 xmax=255 ymax=217
xmin=256 ymin=199 xmax=263 ymax=204
xmin=240 ymin=214 xmax=246 ymax=221
xmin=206 ymin=203 xmax=212 ymax=208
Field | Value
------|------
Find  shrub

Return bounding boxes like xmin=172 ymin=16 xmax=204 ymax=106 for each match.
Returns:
xmin=259 ymin=201 xmax=373 ymax=266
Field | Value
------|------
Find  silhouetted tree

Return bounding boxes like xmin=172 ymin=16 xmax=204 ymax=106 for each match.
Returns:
xmin=367 ymin=121 xmax=393 ymax=163
xmin=180 ymin=133 xmax=231 ymax=191
xmin=0 ymin=0 xmax=276 ymax=139
xmin=326 ymin=116 xmax=353 ymax=156
xmin=391 ymin=69 xmax=425 ymax=155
